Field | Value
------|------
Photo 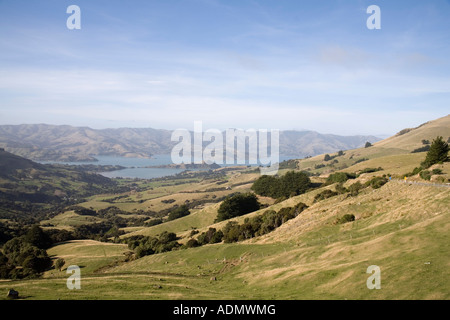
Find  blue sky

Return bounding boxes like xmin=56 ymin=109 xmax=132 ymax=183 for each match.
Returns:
xmin=0 ymin=0 xmax=449 ymax=136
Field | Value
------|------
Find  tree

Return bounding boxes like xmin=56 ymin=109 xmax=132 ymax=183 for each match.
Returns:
xmin=186 ymin=239 xmax=199 ymax=248
xmin=251 ymin=171 xmax=311 ymax=199
xmin=216 ymin=193 xmax=260 ymax=222
xmin=55 ymin=258 xmax=65 ymax=271
xmin=325 ymin=172 xmax=356 ymax=184
xmin=365 ymin=142 xmax=372 ymax=148
xmin=167 ymin=205 xmax=190 ymax=221
xmin=278 ymin=171 xmax=311 ymax=197
xmin=313 ymin=189 xmax=338 ymax=203
xmin=24 ymin=225 xmax=52 ymax=249
xmin=348 ymin=181 xmax=363 ymax=196
xmin=421 ymin=136 xmax=449 ymax=168
xmin=323 ymin=154 xmax=331 ymax=161
xmin=336 ymin=214 xmax=355 ymax=224
xmin=250 ymin=175 xmax=279 ymax=197
xmin=197 ymin=228 xmax=224 ymax=245
xmin=221 ymin=221 xmax=241 ymax=243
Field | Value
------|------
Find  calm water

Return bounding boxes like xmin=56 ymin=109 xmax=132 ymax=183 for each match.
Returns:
xmin=41 ymin=154 xmax=296 ymax=179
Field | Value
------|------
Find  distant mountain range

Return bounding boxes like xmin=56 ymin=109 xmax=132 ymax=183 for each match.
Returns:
xmin=0 ymin=124 xmax=380 ymax=162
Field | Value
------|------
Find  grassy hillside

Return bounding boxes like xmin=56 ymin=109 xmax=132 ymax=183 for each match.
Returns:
xmin=0 ymin=149 xmax=124 ymax=221
xmin=0 ymin=115 xmax=448 ymax=300
xmin=1 ymin=180 xmax=447 ymax=300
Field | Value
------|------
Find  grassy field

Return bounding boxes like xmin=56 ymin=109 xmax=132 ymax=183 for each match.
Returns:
xmin=2 ymin=178 xmax=448 ymax=300
xmin=1 ymin=116 xmax=449 ymax=300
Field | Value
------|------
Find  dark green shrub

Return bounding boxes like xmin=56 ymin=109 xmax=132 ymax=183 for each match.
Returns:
xmin=210 ymin=230 xmax=224 ymax=244
xmin=325 ymin=172 xmax=356 ymax=185
xmin=218 ymin=202 xmax=308 ymax=244
xmin=411 ymin=145 xmax=430 ymax=153
xmin=216 ymin=193 xmax=260 ymax=222
xmin=348 ymin=181 xmax=364 ymax=196
xmin=313 ymin=189 xmax=338 ymax=203
xmin=353 ymin=158 xmax=368 ymax=165
xmin=135 ymin=245 xmax=154 ymax=258
xmin=251 ymin=171 xmax=311 ymax=199
xmin=222 ymin=221 xmax=242 ymax=243
xmin=279 ymin=159 xmax=298 ymax=170
xmin=167 ymin=205 xmax=190 ymax=221
xmin=24 ymin=225 xmax=52 ymax=249
xmin=74 ymin=208 xmax=97 ymax=216
xmin=197 ymin=228 xmax=223 ymax=245
xmin=419 ymin=170 xmax=431 ymax=181
xmin=145 ymin=218 xmax=163 ymax=227
xmin=186 ymin=238 xmax=199 ymax=248
xmin=131 ymin=232 xmax=181 ymax=258
xmin=365 ymin=176 xmax=388 ymax=189
xmin=335 ymin=183 xmax=348 ymax=194
xmin=277 ymin=171 xmax=312 ymax=198
xmin=359 ymin=167 xmax=383 ymax=174
xmin=431 ymin=168 xmax=442 ymax=175
xmin=250 ymin=175 xmax=279 ymax=197
xmin=336 ymin=214 xmax=355 ymax=224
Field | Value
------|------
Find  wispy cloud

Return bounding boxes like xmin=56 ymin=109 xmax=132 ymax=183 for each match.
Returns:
xmin=0 ymin=0 xmax=449 ymax=136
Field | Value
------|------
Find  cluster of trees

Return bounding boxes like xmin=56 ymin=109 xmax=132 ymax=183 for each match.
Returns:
xmin=0 ymin=226 xmax=54 ymax=279
xmin=186 ymin=227 xmax=223 ymax=248
xmin=418 ymin=168 xmax=443 ymax=181
xmin=411 ymin=145 xmax=431 ymax=153
xmin=314 ymin=174 xmax=390 ymax=204
xmin=251 ymin=171 xmax=311 ymax=199
xmin=220 ymin=202 xmax=308 ymax=243
xmin=125 ymin=232 xmax=181 ymax=259
xmin=279 ymin=159 xmax=298 ymax=170
xmin=313 ymin=189 xmax=339 ymax=203
xmin=323 ymin=151 xmax=345 ymax=162
xmin=365 ymin=176 xmax=389 ymax=189
xmin=358 ymin=167 xmax=383 ymax=175
xmin=216 ymin=193 xmax=261 ymax=222
xmin=185 ymin=202 xmax=308 ymax=248
xmin=167 ymin=205 xmax=190 ymax=221
xmin=420 ymin=136 xmax=449 ymax=169
xmin=324 ymin=172 xmax=356 ymax=185
xmin=72 ymin=222 xmax=125 ymax=242
xmin=405 ymin=137 xmax=449 ymax=180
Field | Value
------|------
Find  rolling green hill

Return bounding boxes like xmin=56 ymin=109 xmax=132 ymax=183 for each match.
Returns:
xmin=295 ymin=114 xmax=450 ymax=176
xmin=0 ymin=149 xmax=122 ymax=221
xmin=0 ymin=115 xmax=448 ymax=300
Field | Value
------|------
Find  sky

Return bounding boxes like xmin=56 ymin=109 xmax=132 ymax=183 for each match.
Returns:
xmin=0 ymin=0 xmax=449 ymax=136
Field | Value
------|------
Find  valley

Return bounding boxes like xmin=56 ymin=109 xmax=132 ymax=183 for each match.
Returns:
xmin=0 ymin=115 xmax=449 ymax=300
